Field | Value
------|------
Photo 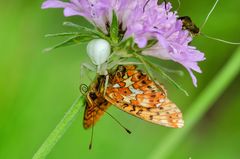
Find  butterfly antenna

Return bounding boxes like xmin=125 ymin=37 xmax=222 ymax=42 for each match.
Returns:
xmin=104 ymin=110 xmax=132 ymax=134
xmin=79 ymin=84 xmax=88 ymax=95
xmin=200 ymin=0 xmax=219 ymax=30
xmin=89 ymin=112 xmax=95 ymax=150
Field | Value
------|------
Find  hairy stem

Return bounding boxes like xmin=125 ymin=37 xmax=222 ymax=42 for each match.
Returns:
xmin=33 ymin=96 xmax=85 ymax=159
xmin=148 ymin=47 xmax=240 ymax=159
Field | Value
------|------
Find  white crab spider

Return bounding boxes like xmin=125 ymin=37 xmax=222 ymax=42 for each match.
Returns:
xmin=80 ymin=39 xmax=110 ymax=79
xmin=80 ymin=39 xmax=111 ymax=95
xmin=81 ymin=38 xmax=140 ymax=75
xmin=80 ymin=38 xmax=141 ymax=94
xmin=86 ymin=39 xmax=111 ymax=75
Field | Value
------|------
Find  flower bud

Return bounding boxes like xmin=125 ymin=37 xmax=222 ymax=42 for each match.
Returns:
xmin=87 ymin=39 xmax=111 ymax=65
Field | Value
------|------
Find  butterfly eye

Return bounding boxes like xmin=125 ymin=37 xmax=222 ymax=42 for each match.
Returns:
xmin=117 ymin=65 xmax=126 ymax=72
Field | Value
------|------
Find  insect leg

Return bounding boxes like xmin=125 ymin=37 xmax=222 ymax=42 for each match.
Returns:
xmin=80 ymin=62 xmax=96 ymax=81
xmin=103 ymin=74 xmax=109 ymax=96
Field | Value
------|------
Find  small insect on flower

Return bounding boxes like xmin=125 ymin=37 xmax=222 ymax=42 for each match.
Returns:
xmin=178 ymin=0 xmax=240 ymax=45
xmin=41 ymin=0 xmax=206 ymax=87
xmin=178 ymin=16 xmax=200 ymax=36
xmin=178 ymin=14 xmax=240 ymax=45
xmin=84 ymin=65 xmax=184 ymax=129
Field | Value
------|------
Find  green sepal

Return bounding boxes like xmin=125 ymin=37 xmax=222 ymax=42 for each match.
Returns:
xmin=110 ymin=10 xmax=119 ymax=44
xmin=118 ymin=37 xmax=134 ymax=50
xmin=144 ymin=39 xmax=158 ymax=49
xmin=45 ymin=32 xmax=81 ymax=38
xmin=44 ymin=34 xmax=97 ymax=52
xmin=63 ymin=22 xmax=110 ymax=42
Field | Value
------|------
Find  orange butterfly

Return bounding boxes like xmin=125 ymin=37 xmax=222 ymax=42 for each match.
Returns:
xmin=83 ymin=65 xmax=184 ymax=129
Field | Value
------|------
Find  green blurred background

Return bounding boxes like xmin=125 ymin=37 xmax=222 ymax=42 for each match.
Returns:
xmin=0 ymin=0 xmax=240 ymax=159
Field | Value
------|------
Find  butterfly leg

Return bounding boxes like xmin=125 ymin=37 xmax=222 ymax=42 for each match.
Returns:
xmin=103 ymin=74 xmax=109 ymax=96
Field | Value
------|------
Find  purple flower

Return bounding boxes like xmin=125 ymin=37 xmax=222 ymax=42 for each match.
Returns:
xmin=41 ymin=0 xmax=205 ymax=86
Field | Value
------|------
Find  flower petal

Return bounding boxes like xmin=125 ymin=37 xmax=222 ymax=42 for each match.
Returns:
xmin=41 ymin=0 xmax=69 ymax=9
xmin=41 ymin=0 xmax=205 ymax=86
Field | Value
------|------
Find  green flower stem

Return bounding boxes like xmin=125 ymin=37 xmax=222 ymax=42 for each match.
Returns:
xmin=149 ymin=47 xmax=240 ymax=159
xmin=33 ymin=96 xmax=85 ymax=159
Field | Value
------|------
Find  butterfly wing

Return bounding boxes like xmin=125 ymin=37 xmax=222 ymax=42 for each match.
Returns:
xmin=105 ymin=65 xmax=184 ymax=128
xmin=83 ymin=80 xmax=111 ymax=129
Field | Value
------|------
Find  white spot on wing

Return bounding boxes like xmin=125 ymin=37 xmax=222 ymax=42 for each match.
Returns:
xmin=124 ymin=77 xmax=134 ymax=87
xmin=159 ymin=99 xmax=165 ymax=103
xmin=156 ymin=103 xmax=161 ymax=107
xmin=123 ymin=94 xmax=136 ymax=103
xmin=113 ymin=84 xmax=120 ymax=88
xmin=129 ymin=86 xmax=144 ymax=94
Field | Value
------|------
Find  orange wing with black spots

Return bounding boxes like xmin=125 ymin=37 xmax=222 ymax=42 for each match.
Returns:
xmin=83 ymin=80 xmax=111 ymax=129
xmin=105 ymin=65 xmax=184 ymax=128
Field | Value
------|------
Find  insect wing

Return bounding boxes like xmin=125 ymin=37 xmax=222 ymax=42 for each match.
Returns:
xmin=83 ymin=80 xmax=111 ymax=129
xmin=105 ymin=65 xmax=184 ymax=128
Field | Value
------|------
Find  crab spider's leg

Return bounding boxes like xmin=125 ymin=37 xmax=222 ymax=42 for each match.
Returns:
xmin=80 ymin=62 xmax=96 ymax=81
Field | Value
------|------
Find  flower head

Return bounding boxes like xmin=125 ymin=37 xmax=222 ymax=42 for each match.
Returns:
xmin=42 ymin=0 xmax=205 ymax=86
